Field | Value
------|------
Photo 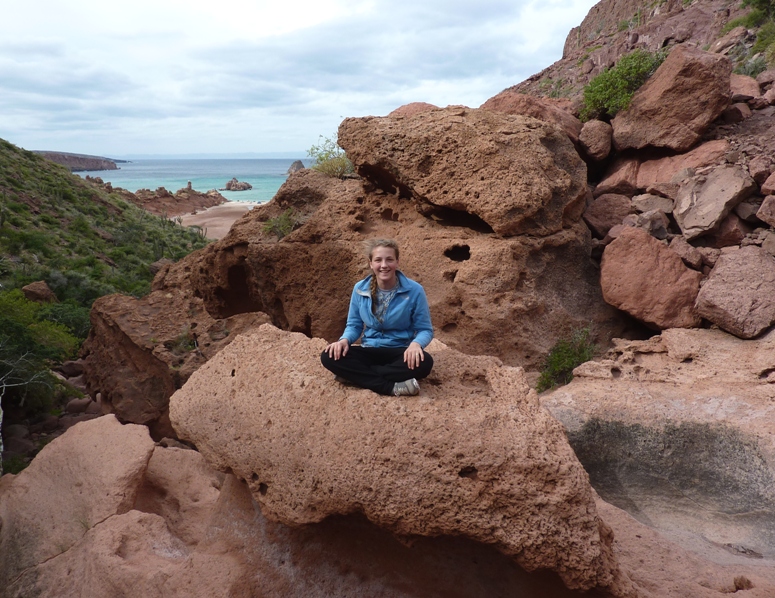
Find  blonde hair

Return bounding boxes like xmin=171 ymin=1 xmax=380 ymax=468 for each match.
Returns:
xmin=363 ymin=239 xmax=400 ymax=313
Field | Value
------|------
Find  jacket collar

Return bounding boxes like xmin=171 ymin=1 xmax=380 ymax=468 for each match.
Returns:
xmin=355 ymin=271 xmax=408 ymax=296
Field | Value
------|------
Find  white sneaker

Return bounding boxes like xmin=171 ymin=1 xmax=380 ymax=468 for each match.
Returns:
xmin=393 ymin=378 xmax=420 ymax=396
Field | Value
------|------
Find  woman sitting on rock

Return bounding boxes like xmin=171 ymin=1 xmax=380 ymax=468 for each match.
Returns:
xmin=321 ymin=238 xmax=434 ymax=396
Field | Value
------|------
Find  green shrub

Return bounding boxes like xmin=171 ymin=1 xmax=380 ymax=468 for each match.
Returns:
xmin=536 ymin=327 xmax=597 ymax=393
xmin=752 ymin=20 xmax=775 ymax=53
xmin=308 ymin=135 xmax=354 ymax=178
xmin=767 ymin=40 xmax=775 ymax=65
xmin=721 ymin=9 xmax=767 ymax=34
xmin=742 ymin=0 xmax=775 ymax=20
xmin=263 ymin=208 xmax=298 ymax=240
xmin=580 ymin=48 xmax=667 ymax=121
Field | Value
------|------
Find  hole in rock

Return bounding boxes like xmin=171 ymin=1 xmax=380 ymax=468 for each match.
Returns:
xmin=231 ymin=369 xmax=236 ymax=377
xmin=442 ymin=323 xmax=458 ymax=333
xmin=258 ymin=483 xmax=268 ymax=496
xmin=423 ymin=204 xmax=494 ymax=234
xmin=251 ymin=473 xmax=258 ymax=481
xmin=458 ymin=466 xmax=479 ymax=480
xmin=758 ymin=368 xmax=775 ymax=381
xmin=682 ymin=357 xmax=693 ymax=364
xmin=444 ymin=245 xmax=471 ymax=262
xmin=611 ymin=367 xmax=622 ymax=379
xmin=443 ymin=270 xmax=458 ymax=282
xmin=381 ymin=208 xmax=399 ymax=221
xmin=358 ymin=164 xmax=413 ymax=198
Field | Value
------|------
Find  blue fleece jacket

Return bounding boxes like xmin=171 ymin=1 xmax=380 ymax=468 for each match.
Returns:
xmin=340 ymin=272 xmax=434 ymax=349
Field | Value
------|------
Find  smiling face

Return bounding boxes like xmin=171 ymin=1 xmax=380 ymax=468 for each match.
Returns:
xmin=369 ymin=246 xmax=399 ymax=289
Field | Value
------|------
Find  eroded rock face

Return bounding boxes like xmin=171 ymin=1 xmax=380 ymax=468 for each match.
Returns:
xmin=695 ymin=246 xmax=775 ymax=338
xmin=612 ymin=45 xmax=732 ymax=152
xmin=0 ymin=416 xmax=154 ymax=588
xmin=179 ymin=166 xmax=624 ymax=371
xmin=541 ymin=328 xmax=775 ymax=562
xmin=601 ymin=227 xmax=702 ymax=329
xmin=338 ymin=106 xmax=587 ymax=237
xmin=169 ymin=325 xmax=628 ymax=593
xmin=673 ymin=164 xmax=757 ymax=240
xmin=81 ymin=288 xmax=269 ymax=437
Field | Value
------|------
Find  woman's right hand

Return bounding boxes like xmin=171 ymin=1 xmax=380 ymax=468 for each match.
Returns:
xmin=326 ymin=338 xmax=350 ymax=360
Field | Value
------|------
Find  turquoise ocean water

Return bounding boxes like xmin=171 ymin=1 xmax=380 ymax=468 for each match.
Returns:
xmin=77 ymin=158 xmax=310 ymax=203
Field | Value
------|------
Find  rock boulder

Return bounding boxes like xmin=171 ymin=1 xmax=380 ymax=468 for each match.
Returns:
xmin=612 ymin=46 xmax=732 ymax=152
xmin=338 ymin=106 xmax=587 ymax=237
xmin=21 ymin=280 xmax=58 ymax=303
xmin=170 ymin=324 xmax=630 ymax=593
xmin=673 ymin=164 xmax=757 ymax=240
xmin=695 ymin=246 xmax=775 ymax=339
xmin=601 ymin=227 xmax=702 ymax=329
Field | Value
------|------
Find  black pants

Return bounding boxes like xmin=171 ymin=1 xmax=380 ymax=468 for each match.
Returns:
xmin=320 ymin=345 xmax=434 ymax=395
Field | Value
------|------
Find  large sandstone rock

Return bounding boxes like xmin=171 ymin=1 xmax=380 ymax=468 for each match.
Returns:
xmin=170 ymin=325 xmax=630 ymax=593
xmin=601 ymin=227 xmax=702 ymax=329
xmin=541 ymin=328 xmax=775 ymax=562
xmin=673 ymin=164 xmax=757 ymax=240
xmin=388 ymin=101 xmax=439 ymax=117
xmin=0 ymin=416 xmax=154 ymax=587
xmin=480 ymin=90 xmax=583 ymax=144
xmin=695 ymin=246 xmax=775 ymax=338
xmin=81 ymin=288 xmax=269 ymax=438
xmin=338 ymin=106 xmax=587 ymax=237
xmin=730 ymin=73 xmax=761 ymax=101
xmin=612 ymin=45 xmax=732 ymax=152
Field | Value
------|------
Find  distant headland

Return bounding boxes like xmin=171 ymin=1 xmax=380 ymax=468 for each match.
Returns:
xmin=33 ymin=150 xmax=127 ymax=172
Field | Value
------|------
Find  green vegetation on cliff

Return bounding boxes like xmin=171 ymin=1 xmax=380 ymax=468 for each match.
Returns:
xmin=580 ymin=48 xmax=667 ymax=122
xmin=307 ymin=135 xmax=354 ymax=178
xmin=0 ymin=137 xmax=210 ymax=467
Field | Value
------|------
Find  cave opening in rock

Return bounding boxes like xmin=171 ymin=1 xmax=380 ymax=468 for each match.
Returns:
xmin=215 ymin=263 xmax=262 ymax=317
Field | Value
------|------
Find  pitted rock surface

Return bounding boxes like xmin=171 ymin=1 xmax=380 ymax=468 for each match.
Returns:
xmin=169 ymin=324 xmax=629 ymax=593
xmin=600 ymin=227 xmax=702 ymax=329
xmin=338 ymin=106 xmax=587 ymax=237
xmin=541 ymin=328 xmax=775 ymax=563
xmin=176 ymin=169 xmax=625 ymax=371
xmin=480 ymin=90 xmax=583 ymax=143
xmin=612 ymin=45 xmax=731 ymax=152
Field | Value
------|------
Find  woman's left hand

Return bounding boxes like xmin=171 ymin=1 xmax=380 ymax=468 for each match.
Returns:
xmin=404 ymin=342 xmax=424 ymax=370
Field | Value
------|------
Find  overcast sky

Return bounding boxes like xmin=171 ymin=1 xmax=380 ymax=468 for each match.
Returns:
xmin=0 ymin=0 xmax=598 ymax=158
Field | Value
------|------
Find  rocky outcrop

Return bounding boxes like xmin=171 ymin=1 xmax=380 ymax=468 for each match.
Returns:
xmin=600 ymin=227 xmax=702 ymax=329
xmin=583 ymin=193 xmax=633 ymax=237
xmin=287 ymin=159 xmax=305 ymax=174
xmin=104 ymin=184 xmax=227 ymax=217
xmin=695 ymin=246 xmax=775 ymax=338
xmin=338 ymin=106 xmax=587 ymax=237
xmin=541 ymin=328 xmax=775 ymax=564
xmin=611 ymin=46 xmax=731 ymax=152
xmin=170 ymin=325 xmax=630 ymax=593
xmin=81 ymin=288 xmax=269 ymax=438
xmin=34 ymin=151 xmax=118 ymax=172
xmin=222 ymin=177 xmax=252 ymax=191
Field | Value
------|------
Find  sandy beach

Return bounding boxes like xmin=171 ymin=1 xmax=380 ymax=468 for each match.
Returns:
xmin=179 ymin=202 xmax=261 ymax=240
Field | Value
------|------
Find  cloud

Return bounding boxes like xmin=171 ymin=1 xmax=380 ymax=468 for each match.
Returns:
xmin=0 ymin=0 xmax=599 ymax=155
